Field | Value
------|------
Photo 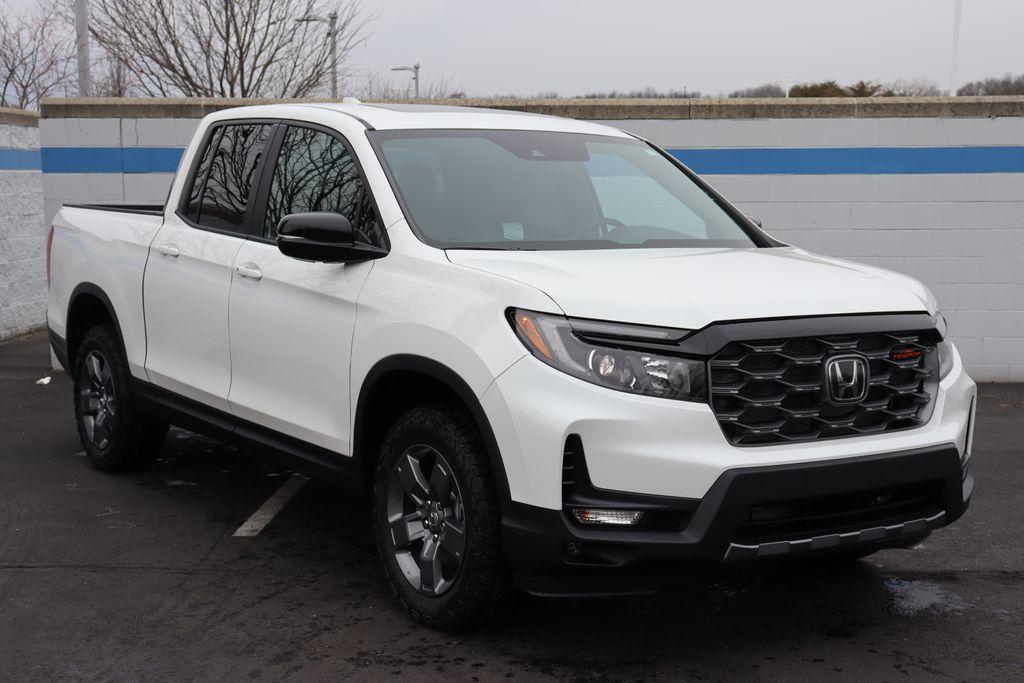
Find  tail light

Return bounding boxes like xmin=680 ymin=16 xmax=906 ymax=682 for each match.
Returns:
xmin=45 ymin=225 xmax=54 ymax=287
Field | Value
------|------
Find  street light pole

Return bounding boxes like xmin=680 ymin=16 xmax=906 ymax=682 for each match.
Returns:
xmin=391 ymin=63 xmax=421 ymax=98
xmin=73 ymin=0 xmax=91 ymax=96
xmin=298 ymin=11 xmax=338 ymax=99
xmin=949 ymin=0 xmax=962 ymax=96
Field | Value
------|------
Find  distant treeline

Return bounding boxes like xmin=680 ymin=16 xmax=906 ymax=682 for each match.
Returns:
xmin=957 ymin=74 xmax=1024 ymax=96
xmin=564 ymin=74 xmax=1024 ymax=99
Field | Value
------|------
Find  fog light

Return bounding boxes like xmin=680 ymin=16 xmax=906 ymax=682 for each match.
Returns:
xmin=572 ymin=509 xmax=644 ymax=526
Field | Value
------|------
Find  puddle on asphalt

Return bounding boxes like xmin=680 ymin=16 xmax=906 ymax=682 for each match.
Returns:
xmin=883 ymin=577 xmax=966 ymax=616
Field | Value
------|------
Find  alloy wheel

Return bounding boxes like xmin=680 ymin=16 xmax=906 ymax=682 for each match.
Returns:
xmin=79 ymin=350 xmax=117 ymax=449
xmin=385 ymin=444 xmax=467 ymax=596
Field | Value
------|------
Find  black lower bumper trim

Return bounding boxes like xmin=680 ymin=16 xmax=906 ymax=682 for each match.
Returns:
xmin=48 ymin=327 xmax=69 ymax=371
xmin=502 ymin=444 xmax=971 ymax=595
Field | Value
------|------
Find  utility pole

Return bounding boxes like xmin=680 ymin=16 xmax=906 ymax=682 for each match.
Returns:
xmin=391 ymin=63 xmax=421 ymax=99
xmin=328 ymin=11 xmax=337 ymax=100
xmin=73 ymin=0 xmax=91 ymax=96
xmin=298 ymin=10 xmax=339 ymax=99
xmin=949 ymin=0 xmax=962 ymax=96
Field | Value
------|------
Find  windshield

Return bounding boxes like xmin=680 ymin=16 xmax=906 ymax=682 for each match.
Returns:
xmin=369 ymin=129 xmax=762 ymax=250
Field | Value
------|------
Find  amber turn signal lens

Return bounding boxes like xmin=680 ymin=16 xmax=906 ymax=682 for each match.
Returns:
xmin=515 ymin=311 xmax=554 ymax=361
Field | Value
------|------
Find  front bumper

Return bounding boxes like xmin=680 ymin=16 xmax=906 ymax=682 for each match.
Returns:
xmin=480 ymin=323 xmax=976 ymax=593
xmin=503 ymin=444 xmax=972 ymax=595
xmin=481 ymin=339 xmax=976 ymax=510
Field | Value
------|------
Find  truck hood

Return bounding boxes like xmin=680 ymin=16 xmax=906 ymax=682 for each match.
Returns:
xmin=446 ymin=246 xmax=934 ymax=329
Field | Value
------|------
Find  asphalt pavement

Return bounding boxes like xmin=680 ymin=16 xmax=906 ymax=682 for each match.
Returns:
xmin=1 ymin=331 xmax=1021 ymax=681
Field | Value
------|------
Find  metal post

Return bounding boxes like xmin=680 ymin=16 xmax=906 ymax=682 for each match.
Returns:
xmin=73 ymin=0 xmax=91 ymax=97
xmin=949 ymin=0 xmax=962 ymax=96
xmin=391 ymin=63 xmax=421 ymax=98
xmin=328 ymin=11 xmax=337 ymax=99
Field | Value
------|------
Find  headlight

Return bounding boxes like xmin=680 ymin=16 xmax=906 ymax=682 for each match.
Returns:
xmin=936 ymin=339 xmax=955 ymax=379
xmin=509 ymin=308 xmax=706 ymax=402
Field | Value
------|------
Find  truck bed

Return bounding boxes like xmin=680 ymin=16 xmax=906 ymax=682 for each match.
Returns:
xmin=63 ymin=203 xmax=165 ymax=216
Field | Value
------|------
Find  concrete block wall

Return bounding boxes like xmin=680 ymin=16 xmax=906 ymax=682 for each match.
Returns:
xmin=37 ymin=97 xmax=1024 ymax=379
xmin=40 ymin=115 xmax=198 ymax=222
xmin=600 ymin=117 xmax=1024 ymax=381
xmin=0 ymin=108 xmax=44 ymax=340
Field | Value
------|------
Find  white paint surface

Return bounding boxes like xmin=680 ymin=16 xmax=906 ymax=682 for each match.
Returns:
xmin=233 ymin=474 xmax=310 ymax=537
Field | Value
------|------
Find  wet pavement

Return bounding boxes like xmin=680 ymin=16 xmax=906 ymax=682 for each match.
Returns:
xmin=1 ymin=332 xmax=1021 ymax=680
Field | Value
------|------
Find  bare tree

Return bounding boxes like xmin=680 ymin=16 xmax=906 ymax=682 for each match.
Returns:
xmin=87 ymin=0 xmax=372 ymax=98
xmin=728 ymin=83 xmax=785 ymax=98
xmin=580 ymin=87 xmax=702 ymax=99
xmin=91 ymin=53 xmax=135 ymax=97
xmin=884 ymin=77 xmax=942 ymax=97
xmin=350 ymin=69 xmax=463 ymax=100
xmin=957 ymin=73 xmax=1024 ymax=96
xmin=0 ymin=1 xmax=74 ymax=110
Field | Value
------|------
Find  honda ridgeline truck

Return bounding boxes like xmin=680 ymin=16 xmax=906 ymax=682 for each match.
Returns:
xmin=47 ymin=103 xmax=976 ymax=628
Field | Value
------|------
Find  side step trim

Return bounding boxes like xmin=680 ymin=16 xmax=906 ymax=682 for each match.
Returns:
xmin=130 ymin=378 xmax=360 ymax=488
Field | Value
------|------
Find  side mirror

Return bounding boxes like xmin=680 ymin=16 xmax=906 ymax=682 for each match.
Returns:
xmin=276 ymin=212 xmax=386 ymax=263
xmin=746 ymin=215 xmax=763 ymax=228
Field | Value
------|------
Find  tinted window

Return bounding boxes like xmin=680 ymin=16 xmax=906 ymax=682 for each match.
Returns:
xmin=188 ymin=123 xmax=273 ymax=232
xmin=263 ymin=126 xmax=383 ymax=246
xmin=183 ymin=128 xmax=219 ymax=220
xmin=372 ymin=130 xmax=758 ymax=250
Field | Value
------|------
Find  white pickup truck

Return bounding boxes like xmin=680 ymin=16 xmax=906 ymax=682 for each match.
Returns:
xmin=47 ymin=103 xmax=976 ymax=629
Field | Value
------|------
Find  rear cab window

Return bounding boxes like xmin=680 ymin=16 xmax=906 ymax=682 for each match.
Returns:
xmin=180 ymin=122 xmax=275 ymax=233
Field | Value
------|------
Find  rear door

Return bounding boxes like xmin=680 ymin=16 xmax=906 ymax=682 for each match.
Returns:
xmin=227 ymin=123 xmax=386 ymax=454
xmin=144 ymin=122 xmax=275 ymax=411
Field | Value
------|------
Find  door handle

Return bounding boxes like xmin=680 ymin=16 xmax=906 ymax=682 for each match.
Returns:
xmin=235 ymin=263 xmax=262 ymax=281
xmin=156 ymin=243 xmax=179 ymax=258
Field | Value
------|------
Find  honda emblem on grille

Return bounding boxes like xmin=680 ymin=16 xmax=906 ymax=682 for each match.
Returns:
xmin=824 ymin=354 xmax=869 ymax=404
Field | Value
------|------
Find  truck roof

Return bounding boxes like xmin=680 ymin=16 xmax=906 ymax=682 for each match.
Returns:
xmin=204 ymin=102 xmax=632 ymax=138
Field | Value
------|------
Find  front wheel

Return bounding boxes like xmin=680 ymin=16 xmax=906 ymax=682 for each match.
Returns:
xmin=372 ymin=404 xmax=507 ymax=630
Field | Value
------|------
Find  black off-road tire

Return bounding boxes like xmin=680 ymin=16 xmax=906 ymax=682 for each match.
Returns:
xmin=372 ymin=404 xmax=508 ymax=630
xmin=73 ymin=325 xmax=168 ymax=472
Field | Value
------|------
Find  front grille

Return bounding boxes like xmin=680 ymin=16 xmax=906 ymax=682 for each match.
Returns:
xmin=734 ymin=482 xmax=944 ymax=544
xmin=710 ymin=330 xmax=939 ymax=446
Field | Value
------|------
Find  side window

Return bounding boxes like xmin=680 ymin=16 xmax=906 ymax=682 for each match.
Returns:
xmin=183 ymin=123 xmax=274 ymax=233
xmin=263 ymin=126 xmax=384 ymax=247
xmin=183 ymin=128 xmax=219 ymax=220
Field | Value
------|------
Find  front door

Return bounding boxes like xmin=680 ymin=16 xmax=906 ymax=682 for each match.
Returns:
xmin=227 ymin=123 xmax=386 ymax=454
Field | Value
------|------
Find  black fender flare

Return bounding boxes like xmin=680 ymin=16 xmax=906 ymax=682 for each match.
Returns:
xmin=354 ymin=354 xmax=512 ymax=506
xmin=66 ymin=282 xmax=129 ymax=367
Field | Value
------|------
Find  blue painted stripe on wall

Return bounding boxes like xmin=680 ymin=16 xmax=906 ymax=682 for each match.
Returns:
xmin=41 ymin=147 xmax=183 ymax=173
xmin=667 ymin=146 xmax=1024 ymax=175
xmin=0 ymin=147 xmax=41 ymax=170
xmin=35 ymin=145 xmax=1024 ymax=175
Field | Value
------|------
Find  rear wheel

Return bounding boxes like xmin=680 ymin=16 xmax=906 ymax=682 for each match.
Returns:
xmin=73 ymin=325 xmax=167 ymax=471
xmin=373 ymin=404 xmax=507 ymax=630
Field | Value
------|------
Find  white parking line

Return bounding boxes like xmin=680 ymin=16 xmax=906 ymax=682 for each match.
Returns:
xmin=232 ymin=473 xmax=310 ymax=537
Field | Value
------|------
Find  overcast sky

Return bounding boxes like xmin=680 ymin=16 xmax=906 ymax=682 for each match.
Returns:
xmin=352 ymin=0 xmax=1022 ymax=96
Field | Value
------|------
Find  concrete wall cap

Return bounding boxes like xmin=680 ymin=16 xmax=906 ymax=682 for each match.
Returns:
xmin=38 ymin=96 xmax=1024 ymax=120
xmin=0 ymin=106 xmax=39 ymax=127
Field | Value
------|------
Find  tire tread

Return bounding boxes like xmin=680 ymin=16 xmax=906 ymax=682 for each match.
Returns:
xmin=73 ymin=325 xmax=166 ymax=472
xmin=373 ymin=403 xmax=508 ymax=630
